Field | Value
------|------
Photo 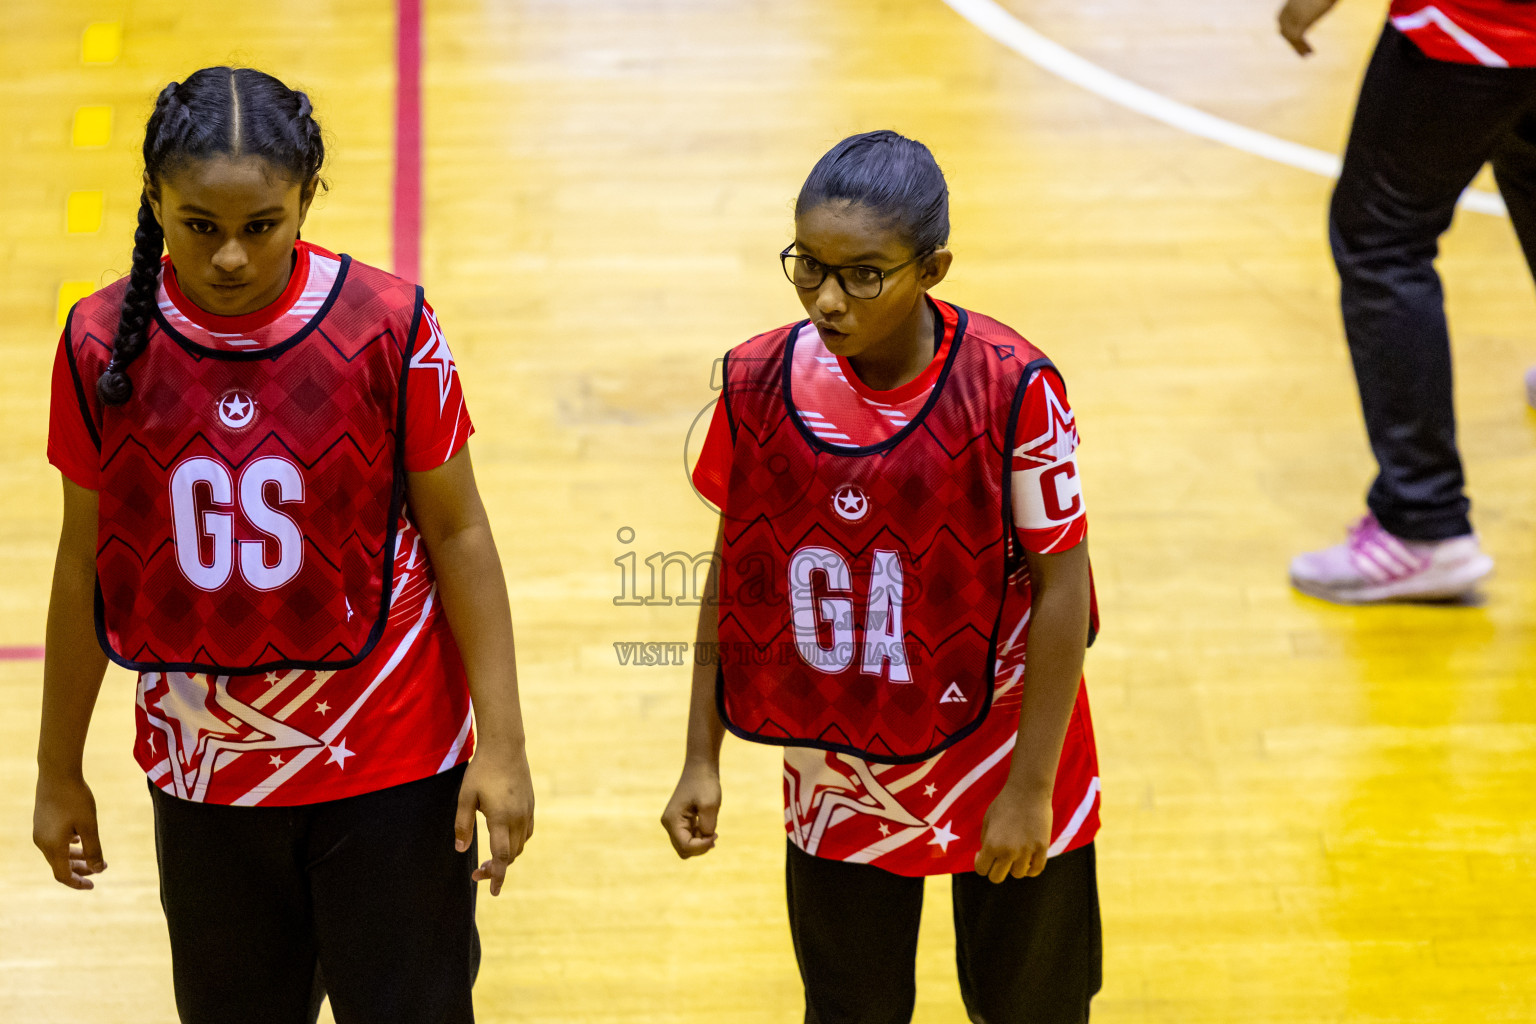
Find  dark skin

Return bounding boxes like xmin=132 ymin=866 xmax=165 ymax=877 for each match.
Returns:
xmin=661 ymin=201 xmax=1091 ymax=880
xmin=34 ymin=155 xmax=534 ymax=896
xmin=146 ymin=155 xmax=316 ymax=317
xmin=1277 ymin=0 xmax=1340 ymax=56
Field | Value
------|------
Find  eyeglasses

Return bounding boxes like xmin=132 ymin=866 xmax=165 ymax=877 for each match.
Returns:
xmin=779 ymin=244 xmax=931 ymax=300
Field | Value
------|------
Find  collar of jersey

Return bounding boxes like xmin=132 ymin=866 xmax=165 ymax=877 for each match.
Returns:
xmin=161 ymin=241 xmax=314 ymax=338
xmin=831 ymin=296 xmax=958 ymax=406
xmin=783 ymin=296 xmax=968 ymax=458
xmin=154 ymin=243 xmax=351 ymax=362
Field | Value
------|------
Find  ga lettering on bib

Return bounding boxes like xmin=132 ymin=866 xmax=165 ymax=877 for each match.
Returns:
xmin=715 ymin=308 xmax=1095 ymax=764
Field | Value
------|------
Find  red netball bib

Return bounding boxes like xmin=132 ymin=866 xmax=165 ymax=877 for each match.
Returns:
xmin=67 ymin=258 xmax=421 ymax=674
xmin=717 ymin=309 xmax=1060 ymax=763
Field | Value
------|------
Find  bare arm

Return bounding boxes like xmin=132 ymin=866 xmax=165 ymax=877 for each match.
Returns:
xmin=406 ymin=446 xmax=533 ymax=895
xmin=1279 ymin=0 xmax=1342 ymax=56
xmin=974 ymin=539 xmax=1091 ymax=882
xmin=33 ymin=477 xmax=111 ymax=889
xmin=660 ymin=519 xmax=725 ymax=857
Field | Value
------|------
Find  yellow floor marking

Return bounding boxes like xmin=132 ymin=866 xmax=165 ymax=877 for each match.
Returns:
xmin=71 ymin=105 xmax=112 ymax=148
xmin=80 ymin=22 xmax=122 ymax=65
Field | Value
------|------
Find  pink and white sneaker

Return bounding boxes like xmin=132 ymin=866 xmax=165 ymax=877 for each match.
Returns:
xmin=1289 ymin=514 xmax=1493 ymax=604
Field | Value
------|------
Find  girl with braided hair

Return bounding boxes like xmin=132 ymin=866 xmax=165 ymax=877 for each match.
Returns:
xmin=35 ymin=67 xmax=532 ymax=1023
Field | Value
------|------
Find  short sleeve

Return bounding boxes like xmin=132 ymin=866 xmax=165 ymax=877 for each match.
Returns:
xmin=403 ymin=302 xmax=474 ymax=472
xmin=1010 ymin=368 xmax=1086 ymax=554
xmin=691 ymin=394 xmax=732 ymax=508
xmin=47 ymin=329 xmax=102 ymax=489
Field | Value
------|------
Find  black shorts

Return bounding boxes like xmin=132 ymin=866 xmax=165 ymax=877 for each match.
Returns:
xmin=150 ymin=764 xmax=479 ymax=1024
xmin=786 ymin=840 xmax=1101 ymax=1024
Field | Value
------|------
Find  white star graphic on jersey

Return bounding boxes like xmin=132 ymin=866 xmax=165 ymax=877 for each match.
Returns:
xmin=928 ymin=821 xmax=959 ymax=853
xmin=269 ymin=754 xmax=284 ymax=768
xmin=160 ymin=674 xmax=240 ymax=762
xmin=832 ymin=485 xmax=870 ymax=522
xmin=264 ymin=671 xmax=282 ymax=685
xmin=923 ymin=783 xmax=937 ymax=798
xmin=216 ymin=391 xmax=256 ymax=429
xmin=1012 ymin=378 xmax=1078 ymax=467
xmin=788 ymin=754 xmax=927 ymax=856
xmin=327 ymin=739 xmax=354 ymax=768
xmin=315 ymin=701 xmax=331 ymax=715
xmin=409 ymin=307 xmax=458 ymax=415
xmin=149 ymin=673 xmax=324 ymax=803
xmin=147 ymin=733 xmax=156 ymax=753
xmin=877 ymin=822 xmax=891 ymax=837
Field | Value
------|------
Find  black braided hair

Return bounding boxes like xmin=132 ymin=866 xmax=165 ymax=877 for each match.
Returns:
xmin=97 ymin=68 xmax=327 ymax=405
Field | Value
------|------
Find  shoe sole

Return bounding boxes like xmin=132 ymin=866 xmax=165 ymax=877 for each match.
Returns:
xmin=1290 ymin=555 xmax=1494 ymax=605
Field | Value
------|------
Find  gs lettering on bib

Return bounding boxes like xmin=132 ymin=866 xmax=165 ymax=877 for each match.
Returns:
xmin=66 ymin=257 xmax=421 ymax=674
xmin=716 ymin=308 xmax=1084 ymax=764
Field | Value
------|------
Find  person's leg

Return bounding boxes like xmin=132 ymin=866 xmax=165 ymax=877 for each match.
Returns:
xmin=785 ymin=840 xmax=926 ymax=1024
xmin=1330 ymin=26 xmax=1536 ymax=540
xmin=150 ymin=783 xmax=324 ymax=1024
xmin=307 ymin=765 xmax=479 ymax=1024
xmin=951 ymin=844 xmax=1101 ymax=1024
xmin=1492 ymin=105 xmax=1536 ymax=272
xmin=1488 ymin=103 xmax=1536 ymax=408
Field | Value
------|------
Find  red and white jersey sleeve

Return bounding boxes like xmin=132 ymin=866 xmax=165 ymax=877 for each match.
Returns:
xmin=695 ymin=301 xmax=1100 ymax=876
xmin=1389 ymin=0 xmax=1536 ymax=66
xmin=403 ymin=303 xmax=473 ymax=471
xmin=1011 ymin=368 xmax=1087 ymax=555
xmin=50 ymin=242 xmax=478 ymax=806
xmin=47 ymin=327 xmax=101 ymax=489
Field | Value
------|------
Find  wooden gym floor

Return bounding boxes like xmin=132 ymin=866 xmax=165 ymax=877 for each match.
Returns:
xmin=1 ymin=1 xmax=1533 ymax=1021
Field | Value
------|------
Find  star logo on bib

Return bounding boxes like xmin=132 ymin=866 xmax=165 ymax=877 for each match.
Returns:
xmin=832 ymin=484 xmax=870 ymax=523
xmin=216 ymin=390 xmax=257 ymax=430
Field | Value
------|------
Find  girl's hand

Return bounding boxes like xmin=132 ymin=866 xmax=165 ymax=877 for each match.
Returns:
xmin=454 ymin=747 xmax=534 ymax=897
xmin=974 ymin=782 xmax=1052 ymax=883
xmin=1278 ymin=0 xmax=1341 ymax=56
xmin=661 ymin=763 xmax=722 ymax=858
xmin=33 ymin=772 xmax=106 ymax=890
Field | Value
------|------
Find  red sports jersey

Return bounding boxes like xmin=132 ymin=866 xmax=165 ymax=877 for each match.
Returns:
xmin=69 ymin=253 xmax=419 ymax=674
xmin=694 ymin=299 xmax=1100 ymax=876
xmin=1389 ymin=0 xmax=1536 ymax=66
xmin=717 ymin=308 xmax=1052 ymax=762
xmin=48 ymin=242 xmax=478 ymax=806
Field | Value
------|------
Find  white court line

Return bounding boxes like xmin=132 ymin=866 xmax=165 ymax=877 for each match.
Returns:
xmin=939 ymin=0 xmax=1508 ymax=217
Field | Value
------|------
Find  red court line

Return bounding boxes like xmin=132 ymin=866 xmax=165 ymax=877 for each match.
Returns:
xmin=0 ymin=646 xmax=45 ymax=661
xmin=394 ymin=0 xmax=424 ymax=284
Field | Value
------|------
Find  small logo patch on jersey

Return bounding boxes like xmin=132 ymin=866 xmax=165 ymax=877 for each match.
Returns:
xmin=216 ymin=390 xmax=257 ymax=430
xmin=832 ymin=484 xmax=870 ymax=522
xmin=940 ymin=682 xmax=967 ymax=704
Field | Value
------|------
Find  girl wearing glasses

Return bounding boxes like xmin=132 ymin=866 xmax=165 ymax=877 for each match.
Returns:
xmin=662 ymin=130 xmax=1103 ymax=1023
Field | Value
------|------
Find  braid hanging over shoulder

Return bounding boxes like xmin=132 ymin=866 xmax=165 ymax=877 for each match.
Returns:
xmin=97 ymin=84 xmax=179 ymax=407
